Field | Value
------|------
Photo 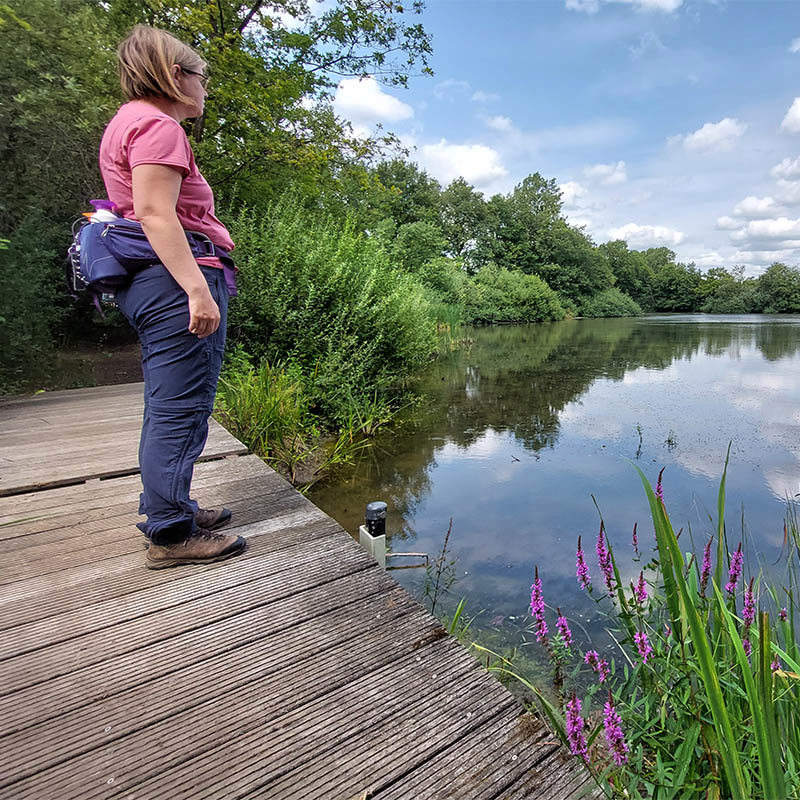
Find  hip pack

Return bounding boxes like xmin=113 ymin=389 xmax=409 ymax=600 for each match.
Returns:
xmin=68 ymin=216 xmax=231 ymax=295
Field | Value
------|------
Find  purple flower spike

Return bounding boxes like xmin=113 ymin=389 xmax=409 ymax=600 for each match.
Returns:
xmin=530 ymin=566 xmax=549 ymax=645
xmin=556 ymin=608 xmax=572 ymax=648
xmin=576 ymin=537 xmax=591 ymax=591
xmin=596 ymin=523 xmax=615 ymax=594
xmin=700 ymin=539 xmax=713 ymax=596
xmin=742 ymin=578 xmax=756 ymax=627
xmin=585 ymin=649 xmax=611 ymax=683
xmin=772 ymin=658 xmax=782 ymax=672
xmin=725 ymin=543 xmax=743 ymax=595
xmin=632 ymin=522 xmax=639 ymax=559
xmin=634 ymin=571 xmax=647 ymax=605
xmin=603 ymin=697 xmax=630 ymax=766
xmin=780 ymin=608 xmax=788 ymax=621
xmin=743 ymin=638 xmax=752 ymax=657
xmin=565 ymin=695 xmax=588 ymax=760
xmin=634 ymin=630 xmax=653 ymax=664
xmin=656 ymin=467 xmax=665 ymax=503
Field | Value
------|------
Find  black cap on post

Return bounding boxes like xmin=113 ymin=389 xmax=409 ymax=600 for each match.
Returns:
xmin=365 ymin=501 xmax=387 ymax=538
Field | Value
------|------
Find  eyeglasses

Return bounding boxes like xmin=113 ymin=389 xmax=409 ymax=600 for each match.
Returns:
xmin=181 ymin=67 xmax=209 ymax=88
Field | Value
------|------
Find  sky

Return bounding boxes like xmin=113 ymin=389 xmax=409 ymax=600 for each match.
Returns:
xmin=328 ymin=0 xmax=800 ymax=275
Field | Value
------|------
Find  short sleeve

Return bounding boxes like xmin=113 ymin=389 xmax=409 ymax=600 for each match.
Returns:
xmin=125 ymin=115 xmax=191 ymax=176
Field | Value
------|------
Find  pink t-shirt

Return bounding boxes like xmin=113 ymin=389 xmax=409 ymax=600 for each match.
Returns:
xmin=98 ymin=100 xmax=234 ymax=269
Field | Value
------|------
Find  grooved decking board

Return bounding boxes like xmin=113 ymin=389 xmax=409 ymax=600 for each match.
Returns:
xmin=0 ymin=383 xmax=247 ymax=495
xmin=0 ymin=383 xmax=595 ymax=799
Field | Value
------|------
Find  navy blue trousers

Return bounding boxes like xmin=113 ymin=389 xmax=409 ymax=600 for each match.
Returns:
xmin=116 ymin=264 xmax=228 ymax=543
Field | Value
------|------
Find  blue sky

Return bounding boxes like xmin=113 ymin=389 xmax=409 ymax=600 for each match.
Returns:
xmin=329 ymin=0 xmax=800 ymax=274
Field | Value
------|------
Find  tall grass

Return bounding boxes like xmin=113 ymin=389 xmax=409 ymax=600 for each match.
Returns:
xmin=484 ymin=453 xmax=800 ymax=798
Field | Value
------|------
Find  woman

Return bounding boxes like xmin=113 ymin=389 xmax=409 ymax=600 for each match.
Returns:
xmin=100 ymin=25 xmax=245 ymax=568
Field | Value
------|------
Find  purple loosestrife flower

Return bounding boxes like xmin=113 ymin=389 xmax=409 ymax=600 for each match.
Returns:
xmin=725 ymin=543 xmax=743 ymax=595
xmin=530 ymin=566 xmax=549 ymax=644
xmin=556 ymin=608 xmax=573 ymax=648
xmin=596 ymin=523 xmax=615 ymax=594
xmin=780 ymin=607 xmax=788 ymax=621
xmin=634 ymin=630 xmax=653 ymax=664
xmin=634 ymin=571 xmax=647 ymax=605
xmin=632 ymin=522 xmax=639 ymax=559
xmin=656 ymin=467 xmax=665 ymax=503
xmin=585 ymin=649 xmax=611 ymax=683
xmin=700 ymin=539 xmax=713 ymax=596
xmin=576 ymin=536 xmax=591 ymax=591
xmin=565 ymin=695 xmax=588 ymax=760
xmin=603 ymin=697 xmax=630 ymax=766
xmin=742 ymin=578 xmax=756 ymax=627
xmin=772 ymin=658 xmax=782 ymax=672
xmin=743 ymin=638 xmax=752 ymax=657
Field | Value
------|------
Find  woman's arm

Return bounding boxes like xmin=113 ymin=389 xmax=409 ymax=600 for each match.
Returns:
xmin=131 ymin=163 xmax=220 ymax=338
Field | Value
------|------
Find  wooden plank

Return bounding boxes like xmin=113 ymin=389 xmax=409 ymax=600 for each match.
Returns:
xmin=0 ymin=483 xmax=311 ymax=583
xmin=373 ymin=711 xmax=555 ymax=800
xmin=0 ymin=517 xmax=357 ymax=641
xmin=0 ymin=454 xmax=269 ymax=523
xmin=0 ymin=422 xmax=247 ymax=496
xmin=3 ymin=611 xmax=448 ymax=797
xmin=124 ymin=642 xmax=512 ymax=800
xmin=0 ymin=534 xmax=374 ymax=692
xmin=0 ymin=573 xmax=410 ymax=736
xmin=1 ymin=472 xmax=289 ymax=550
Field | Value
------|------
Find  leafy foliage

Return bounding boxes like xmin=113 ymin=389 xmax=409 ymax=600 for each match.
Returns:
xmin=227 ymin=194 xmax=436 ymax=422
xmin=580 ymin=288 xmax=642 ymax=318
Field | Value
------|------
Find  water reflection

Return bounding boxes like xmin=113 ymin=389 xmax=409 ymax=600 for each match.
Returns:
xmin=310 ymin=315 xmax=800 ymax=652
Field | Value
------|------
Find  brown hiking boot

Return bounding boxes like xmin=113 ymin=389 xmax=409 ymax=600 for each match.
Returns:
xmin=194 ymin=507 xmax=233 ymax=531
xmin=145 ymin=529 xmax=246 ymax=570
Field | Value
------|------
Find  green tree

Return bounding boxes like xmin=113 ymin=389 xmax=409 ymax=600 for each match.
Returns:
xmin=599 ymin=240 xmax=653 ymax=304
xmin=755 ymin=262 xmax=800 ymax=313
xmin=392 ymin=221 xmax=446 ymax=274
xmin=439 ymin=177 xmax=487 ymax=269
xmin=372 ymin=159 xmax=442 ymax=228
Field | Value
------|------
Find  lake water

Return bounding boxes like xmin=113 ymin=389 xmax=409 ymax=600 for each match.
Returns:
xmin=309 ymin=314 xmax=800 ymax=652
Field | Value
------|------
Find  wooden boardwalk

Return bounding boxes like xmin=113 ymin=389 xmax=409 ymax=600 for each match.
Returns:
xmin=0 ymin=383 xmax=596 ymax=799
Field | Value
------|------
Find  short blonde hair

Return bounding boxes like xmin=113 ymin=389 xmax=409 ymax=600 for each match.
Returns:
xmin=117 ymin=25 xmax=205 ymax=104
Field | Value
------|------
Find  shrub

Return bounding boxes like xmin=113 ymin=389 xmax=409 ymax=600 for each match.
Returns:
xmin=462 ymin=264 xmax=565 ymax=324
xmin=580 ymin=288 xmax=642 ymax=318
xmin=227 ymin=195 xmax=437 ymax=423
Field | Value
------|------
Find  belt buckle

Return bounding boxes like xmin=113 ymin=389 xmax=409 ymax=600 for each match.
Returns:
xmin=191 ymin=230 xmax=215 ymax=257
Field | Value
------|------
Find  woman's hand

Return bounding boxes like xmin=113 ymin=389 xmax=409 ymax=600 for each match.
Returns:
xmin=188 ymin=287 xmax=220 ymax=338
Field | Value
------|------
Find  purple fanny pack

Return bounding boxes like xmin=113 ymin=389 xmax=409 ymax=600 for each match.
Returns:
xmin=70 ymin=217 xmax=237 ymax=296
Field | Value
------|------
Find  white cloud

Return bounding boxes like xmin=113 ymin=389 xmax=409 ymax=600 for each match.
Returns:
xmin=559 ymin=181 xmax=589 ymax=206
xmin=776 ymin=180 xmax=800 ymax=206
xmin=584 ymin=160 xmax=627 ymax=185
xmin=485 ymin=115 xmax=514 ymax=132
xmin=771 ymin=156 xmax=800 ymax=180
xmin=420 ymin=139 xmax=508 ymax=191
xmin=567 ymin=0 xmax=682 ymax=11
xmin=565 ymin=0 xmax=600 ymax=11
xmin=608 ymin=222 xmax=685 ymax=247
xmin=471 ymin=90 xmax=500 ymax=104
xmin=790 ymin=38 xmax=800 ymax=54
xmin=333 ymin=78 xmax=413 ymax=125
xmin=731 ymin=217 xmax=800 ymax=243
xmin=781 ymin=99 xmax=800 ymax=133
xmin=434 ymin=79 xmax=471 ymax=100
xmin=733 ymin=195 xmax=781 ymax=219
xmin=629 ymin=31 xmax=667 ymax=60
xmin=716 ymin=216 xmax=744 ymax=231
xmin=674 ymin=118 xmax=747 ymax=152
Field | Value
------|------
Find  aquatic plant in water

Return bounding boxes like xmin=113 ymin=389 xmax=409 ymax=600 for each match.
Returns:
xmin=481 ymin=448 xmax=800 ymax=799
